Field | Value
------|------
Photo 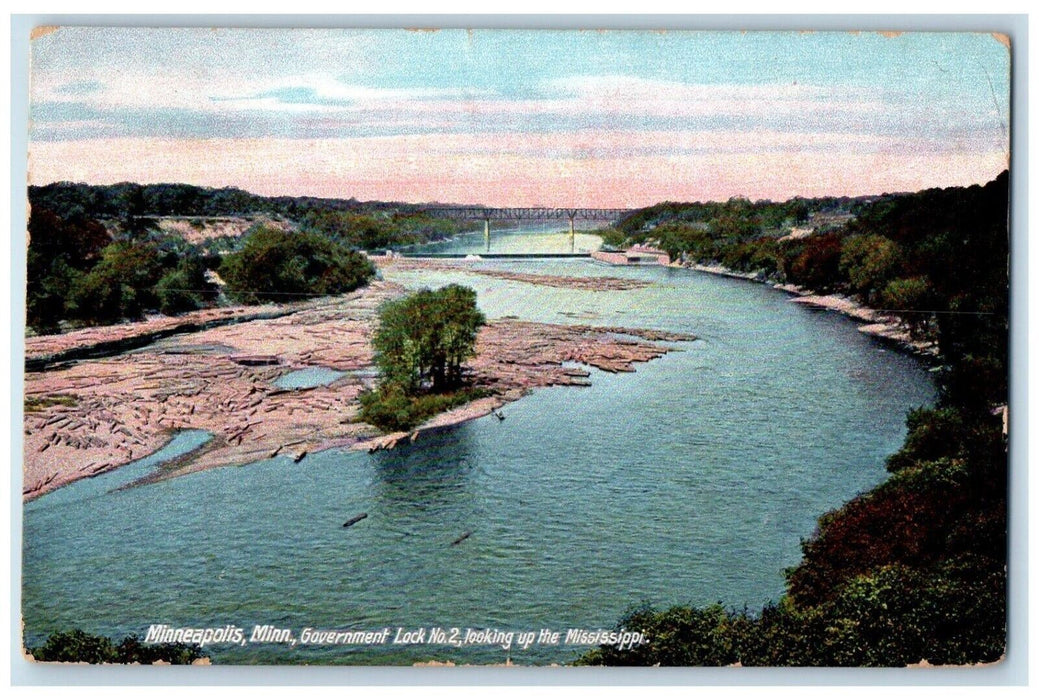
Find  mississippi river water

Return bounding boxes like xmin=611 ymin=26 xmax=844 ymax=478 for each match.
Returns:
xmin=22 ymin=230 xmax=935 ymax=665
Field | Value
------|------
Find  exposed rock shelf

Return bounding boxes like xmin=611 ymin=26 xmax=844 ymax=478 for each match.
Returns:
xmin=374 ymin=256 xmax=651 ymax=290
xmin=23 ymin=281 xmax=694 ymax=501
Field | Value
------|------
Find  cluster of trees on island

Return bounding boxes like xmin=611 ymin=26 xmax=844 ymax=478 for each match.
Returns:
xmin=360 ymin=284 xmax=489 ymax=431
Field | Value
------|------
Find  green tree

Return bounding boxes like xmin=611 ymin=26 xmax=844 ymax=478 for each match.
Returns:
xmin=576 ymin=603 xmax=744 ymax=666
xmin=155 ymin=256 xmax=217 ymax=315
xmin=372 ymin=285 xmax=485 ymax=394
xmin=781 ymin=233 xmax=844 ymax=292
xmin=880 ymin=276 xmax=935 ymax=337
xmin=114 ymin=183 xmax=157 ymax=241
xmin=596 ymin=228 xmax=628 ymax=250
xmin=26 ymin=208 xmax=111 ymax=333
xmin=30 ymin=629 xmax=117 ymax=663
xmin=219 ymin=226 xmax=375 ymax=304
xmin=29 ymin=629 xmax=206 ymax=664
xmin=652 ymin=223 xmax=714 ymax=263
xmin=839 ymin=234 xmax=903 ymax=303
xmin=68 ymin=241 xmax=164 ymax=324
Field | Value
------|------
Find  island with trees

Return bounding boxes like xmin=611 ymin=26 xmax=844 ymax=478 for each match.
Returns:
xmin=361 ymin=284 xmax=489 ymax=431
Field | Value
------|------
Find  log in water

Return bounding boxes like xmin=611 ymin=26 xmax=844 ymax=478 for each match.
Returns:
xmin=342 ymin=513 xmax=368 ymax=528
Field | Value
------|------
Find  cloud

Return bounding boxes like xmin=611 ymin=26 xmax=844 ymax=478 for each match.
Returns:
xmin=28 ymin=134 xmax=1008 ymax=207
xmin=31 ymin=68 xmax=1007 ymax=158
xmin=52 ymin=80 xmax=104 ymax=96
xmin=216 ymin=76 xmax=495 ymax=110
xmin=540 ymin=75 xmax=869 ymax=116
xmin=26 ymin=30 xmax=1010 ymax=204
xmin=33 ymin=72 xmax=493 ymax=115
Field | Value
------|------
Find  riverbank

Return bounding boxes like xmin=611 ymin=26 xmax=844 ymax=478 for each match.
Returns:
xmin=23 ymin=280 xmax=691 ymax=501
xmin=685 ymin=262 xmax=938 ymax=358
xmin=22 ymin=282 xmax=398 ymax=500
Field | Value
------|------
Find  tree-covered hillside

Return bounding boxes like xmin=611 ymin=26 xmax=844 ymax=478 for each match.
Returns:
xmin=579 ymin=173 xmax=1010 ymax=667
xmin=25 ymin=182 xmax=475 ymax=334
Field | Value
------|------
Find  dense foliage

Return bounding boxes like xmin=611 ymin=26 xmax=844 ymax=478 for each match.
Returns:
xmin=579 ymin=173 xmax=1009 ymax=667
xmin=615 ymin=196 xmax=816 ymax=238
xmin=359 ymin=384 xmax=491 ymax=433
xmin=26 ymin=208 xmax=218 ymax=332
xmin=610 ymin=172 xmax=1008 ymax=400
xmin=26 ymin=208 xmax=110 ymax=333
xmin=29 ymin=629 xmax=206 ymax=664
xmin=360 ymin=285 xmax=487 ymax=431
xmin=28 ymin=181 xmax=475 ymax=249
xmin=371 ymin=285 xmax=486 ymax=394
xmin=26 ymin=181 xmax=474 ymax=334
xmin=218 ymin=226 xmax=375 ymax=304
xmin=30 ymin=181 xmax=380 ymax=221
xmin=301 ymin=209 xmax=474 ymax=251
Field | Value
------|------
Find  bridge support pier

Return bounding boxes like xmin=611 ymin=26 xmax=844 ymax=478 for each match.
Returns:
xmin=568 ymin=214 xmax=576 ymax=253
xmin=484 ymin=218 xmax=490 ymax=252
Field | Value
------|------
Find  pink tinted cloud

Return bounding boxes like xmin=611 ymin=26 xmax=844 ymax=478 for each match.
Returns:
xmin=29 ymin=133 xmax=1007 ymax=207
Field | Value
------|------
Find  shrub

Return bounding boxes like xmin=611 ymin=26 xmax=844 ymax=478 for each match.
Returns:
xmin=575 ymin=603 xmax=744 ymax=667
xmin=359 ymin=383 xmax=490 ymax=432
xmin=155 ymin=256 xmax=217 ymax=315
xmin=29 ymin=629 xmax=207 ymax=665
xmin=66 ymin=241 xmax=164 ymax=324
xmin=30 ymin=629 xmax=117 ymax=664
xmin=839 ymin=234 xmax=903 ymax=303
xmin=596 ymin=228 xmax=628 ymax=249
xmin=219 ymin=226 xmax=375 ymax=304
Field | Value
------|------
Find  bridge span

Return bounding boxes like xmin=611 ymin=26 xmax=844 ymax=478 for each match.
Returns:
xmin=417 ymin=206 xmax=632 ymax=252
xmin=418 ymin=207 xmax=632 ymax=221
xmin=400 ymin=252 xmax=591 ymax=259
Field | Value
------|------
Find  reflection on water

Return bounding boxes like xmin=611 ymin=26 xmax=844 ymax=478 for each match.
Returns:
xmin=368 ymin=430 xmax=480 ymax=522
xmin=22 ymin=249 xmax=935 ymax=665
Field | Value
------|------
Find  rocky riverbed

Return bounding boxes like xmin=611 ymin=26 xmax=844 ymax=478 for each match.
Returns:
xmin=372 ymin=255 xmax=652 ymax=290
xmin=23 ymin=281 xmax=692 ymax=501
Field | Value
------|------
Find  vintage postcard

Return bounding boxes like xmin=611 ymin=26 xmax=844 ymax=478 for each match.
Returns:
xmin=19 ymin=25 xmax=1011 ymax=671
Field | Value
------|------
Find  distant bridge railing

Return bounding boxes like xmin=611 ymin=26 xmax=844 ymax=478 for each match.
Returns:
xmin=417 ymin=207 xmax=633 ymax=222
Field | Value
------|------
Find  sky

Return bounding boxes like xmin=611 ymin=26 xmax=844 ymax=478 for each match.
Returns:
xmin=27 ymin=27 xmax=1011 ymax=207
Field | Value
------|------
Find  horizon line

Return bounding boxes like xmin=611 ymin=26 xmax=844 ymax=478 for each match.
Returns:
xmin=27 ymin=171 xmax=1009 ymax=213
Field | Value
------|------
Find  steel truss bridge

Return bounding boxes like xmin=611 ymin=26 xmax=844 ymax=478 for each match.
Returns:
xmin=417 ymin=207 xmax=632 ymax=253
xmin=418 ymin=207 xmax=632 ymax=222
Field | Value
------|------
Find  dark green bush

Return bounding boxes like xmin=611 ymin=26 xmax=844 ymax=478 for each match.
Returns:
xmin=29 ymin=629 xmax=206 ymax=665
xmin=359 ymin=383 xmax=490 ymax=432
xmin=219 ymin=226 xmax=375 ymax=304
